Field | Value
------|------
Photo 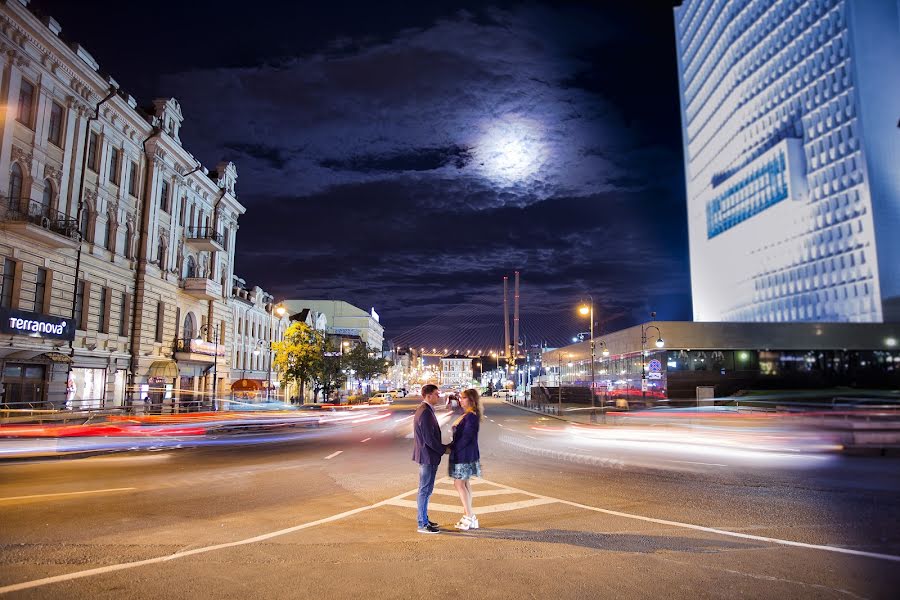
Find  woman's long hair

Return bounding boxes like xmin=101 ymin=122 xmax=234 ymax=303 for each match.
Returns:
xmin=462 ymin=388 xmax=483 ymax=420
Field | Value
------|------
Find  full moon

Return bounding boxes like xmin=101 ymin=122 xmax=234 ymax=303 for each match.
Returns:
xmin=473 ymin=116 xmax=547 ymax=185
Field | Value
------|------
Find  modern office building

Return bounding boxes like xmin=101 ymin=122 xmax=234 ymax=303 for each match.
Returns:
xmin=674 ymin=0 xmax=900 ymax=323
xmin=540 ymin=320 xmax=900 ymax=402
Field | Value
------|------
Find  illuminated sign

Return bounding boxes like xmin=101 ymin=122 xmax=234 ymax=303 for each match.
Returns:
xmin=188 ymin=338 xmax=225 ymax=356
xmin=648 ymin=359 xmax=662 ymax=373
xmin=0 ymin=308 xmax=75 ymax=341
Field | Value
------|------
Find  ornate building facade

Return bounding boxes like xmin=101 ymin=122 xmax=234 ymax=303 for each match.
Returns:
xmin=0 ymin=0 xmax=244 ymax=411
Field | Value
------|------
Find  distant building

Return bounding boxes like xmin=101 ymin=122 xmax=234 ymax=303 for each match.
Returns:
xmin=440 ymin=354 xmax=472 ymax=388
xmin=674 ymin=0 xmax=900 ymax=322
xmin=282 ymin=300 xmax=383 ymax=350
xmin=228 ymin=276 xmax=289 ymax=400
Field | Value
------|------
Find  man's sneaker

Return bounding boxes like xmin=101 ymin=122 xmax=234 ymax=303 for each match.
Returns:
xmin=428 ymin=520 xmax=438 ymax=527
xmin=468 ymin=515 xmax=479 ymax=530
xmin=417 ymin=524 xmax=440 ymax=534
xmin=454 ymin=516 xmax=471 ymax=530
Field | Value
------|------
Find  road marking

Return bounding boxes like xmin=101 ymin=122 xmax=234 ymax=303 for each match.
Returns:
xmin=360 ymin=438 xmax=371 ymax=443
xmin=667 ymin=460 xmax=727 ymax=467
xmin=486 ymin=479 xmax=900 ymax=563
xmin=0 ymin=486 xmax=416 ymax=596
xmin=0 ymin=488 xmax=136 ymax=503
xmin=324 ymin=451 xmax=343 ymax=460
xmin=431 ymin=488 xmax=524 ymax=498
xmin=384 ymin=497 xmax=556 ymax=514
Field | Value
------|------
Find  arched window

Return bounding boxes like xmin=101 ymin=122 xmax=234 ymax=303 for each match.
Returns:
xmin=185 ymin=255 xmax=196 ymax=278
xmin=41 ymin=180 xmax=53 ymax=216
xmin=183 ymin=312 xmax=196 ymax=340
xmin=9 ymin=163 xmax=23 ymax=201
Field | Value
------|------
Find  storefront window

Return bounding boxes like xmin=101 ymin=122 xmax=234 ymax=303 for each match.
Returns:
xmin=66 ymin=367 xmax=107 ymax=409
xmin=1 ymin=364 xmax=46 ymax=408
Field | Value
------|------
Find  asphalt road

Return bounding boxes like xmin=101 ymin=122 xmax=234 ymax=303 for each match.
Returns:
xmin=1 ymin=397 xmax=898 ymax=599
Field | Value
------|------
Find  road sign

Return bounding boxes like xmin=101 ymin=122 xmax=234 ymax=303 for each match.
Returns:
xmin=648 ymin=359 xmax=662 ymax=373
xmin=648 ymin=372 xmax=662 ymax=380
xmin=641 ymin=379 xmax=648 ymax=392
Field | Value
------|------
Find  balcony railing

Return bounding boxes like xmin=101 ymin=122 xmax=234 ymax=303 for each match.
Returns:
xmin=0 ymin=196 xmax=79 ymax=242
xmin=185 ymin=226 xmax=225 ymax=251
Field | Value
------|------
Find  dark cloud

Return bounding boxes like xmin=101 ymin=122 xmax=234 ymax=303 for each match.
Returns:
xmin=320 ymin=145 xmax=472 ymax=173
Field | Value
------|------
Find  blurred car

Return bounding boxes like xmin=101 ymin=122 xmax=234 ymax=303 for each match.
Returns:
xmin=494 ymin=389 xmax=514 ymax=398
xmin=370 ymin=392 xmax=394 ymax=405
xmin=387 ymin=389 xmax=406 ymax=398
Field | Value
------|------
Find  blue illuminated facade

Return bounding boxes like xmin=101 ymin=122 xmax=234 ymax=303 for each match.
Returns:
xmin=674 ymin=0 xmax=900 ymax=323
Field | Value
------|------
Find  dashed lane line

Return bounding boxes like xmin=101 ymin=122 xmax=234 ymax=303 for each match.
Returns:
xmin=0 ymin=487 xmax=136 ymax=503
xmin=324 ymin=451 xmax=343 ymax=460
xmin=360 ymin=438 xmax=371 ymax=443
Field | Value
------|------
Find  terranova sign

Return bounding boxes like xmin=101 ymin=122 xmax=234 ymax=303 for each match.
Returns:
xmin=0 ymin=307 xmax=75 ymax=341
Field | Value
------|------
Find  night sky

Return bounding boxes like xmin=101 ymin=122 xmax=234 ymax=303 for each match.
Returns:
xmin=35 ymin=0 xmax=688 ymax=350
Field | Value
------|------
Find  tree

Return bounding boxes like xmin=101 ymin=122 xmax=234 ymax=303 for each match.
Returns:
xmin=272 ymin=322 xmax=322 ymax=403
xmin=344 ymin=342 xmax=389 ymax=396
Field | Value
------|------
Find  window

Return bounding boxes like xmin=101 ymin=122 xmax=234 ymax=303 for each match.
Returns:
xmin=119 ymin=293 xmax=130 ymax=337
xmin=223 ymin=226 xmax=229 ymax=251
xmin=87 ymin=132 xmax=99 ymax=172
xmin=48 ymin=101 xmax=64 ymax=146
xmin=80 ymin=208 xmax=92 ymax=243
xmin=124 ymin=224 xmax=134 ymax=260
xmin=160 ymin=180 xmax=170 ymax=212
xmin=35 ymin=268 xmax=48 ymax=313
xmin=41 ymin=181 xmax=53 ymax=216
xmin=8 ymin=163 xmax=23 ymax=201
xmin=74 ymin=280 xmax=87 ymax=330
xmin=98 ymin=287 xmax=109 ymax=333
xmin=155 ymin=302 xmax=165 ymax=343
xmin=179 ymin=196 xmax=186 ymax=226
xmin=1 ymin=259 xmax=17 ymax=309
xmin=128 ymin=162 xmax=137 ymax=197
xmin=16 ymin=79 xmax=35 ymax=127
xmin=104 ymin=217 xmax=115 ymax=252
xmin=108 ymin=148 xmax=120 ymax=184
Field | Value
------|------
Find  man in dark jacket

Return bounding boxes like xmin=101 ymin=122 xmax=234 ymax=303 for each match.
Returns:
xmin=413 ymin=384 xmax=446 ymax=533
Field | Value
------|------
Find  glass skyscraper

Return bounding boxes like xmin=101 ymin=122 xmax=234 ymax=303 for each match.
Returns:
xmin=674 ymin=0 xmax=900 ymax=323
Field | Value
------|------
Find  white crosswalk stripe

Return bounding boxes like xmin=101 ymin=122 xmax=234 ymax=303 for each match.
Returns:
xmin=382 ymin=477 xmax=557 ymax=515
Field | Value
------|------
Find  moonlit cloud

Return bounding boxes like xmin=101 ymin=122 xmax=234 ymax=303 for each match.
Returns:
xmin=146 ymin=1 xmax=690 ymax=343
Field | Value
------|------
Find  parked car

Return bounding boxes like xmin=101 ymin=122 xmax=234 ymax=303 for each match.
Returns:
xmin=494 ymin=389 xmax=514 ymax=398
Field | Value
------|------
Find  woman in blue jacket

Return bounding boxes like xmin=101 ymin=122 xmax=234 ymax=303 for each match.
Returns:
xmin=449 ymin=388 xmax=483 ymax=530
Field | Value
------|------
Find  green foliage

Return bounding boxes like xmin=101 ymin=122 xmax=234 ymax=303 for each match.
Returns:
xmin=343 ymin=342 xmax=389 ymax=391
xmin=272 ymin=322 xmax=346 ymax=402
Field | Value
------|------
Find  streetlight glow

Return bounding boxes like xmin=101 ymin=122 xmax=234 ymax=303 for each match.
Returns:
xmin=578 ymin=304 xmax=590 ymax=316
xmin=655 ymin=337 xmax=665 ymax=348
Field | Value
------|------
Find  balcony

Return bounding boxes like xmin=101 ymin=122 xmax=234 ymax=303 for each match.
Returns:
xmin=182 ymin=277 xmax=222 ymax=300
xmin=0 ymin=197 xmax=79 ymax=248
xmin=185 ymin=226 xmax=225 ymax=252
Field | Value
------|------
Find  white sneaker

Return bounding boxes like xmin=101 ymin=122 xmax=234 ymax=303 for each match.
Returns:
xmin=454 ymin=516 xmax=471 ymax=530
xmin=468 ymin=515 xmax=479 ymax=530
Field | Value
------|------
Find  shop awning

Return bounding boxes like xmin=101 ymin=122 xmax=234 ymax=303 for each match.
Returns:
xmin=40 ymin=351 xmax=73 ymax=363
xmin=148 ymin=360 xmax=179 ymax=379
xmin=231 ymin=378 xmax=261 ymax=392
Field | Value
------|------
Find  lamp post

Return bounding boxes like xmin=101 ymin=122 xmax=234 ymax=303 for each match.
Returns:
xmin=578 ymin=296 xmax=595 ymax=418
xmin=640 ymin=316 xmax=665 ymax=406
xmin=268 ymin=303 xmax=286 ymax=401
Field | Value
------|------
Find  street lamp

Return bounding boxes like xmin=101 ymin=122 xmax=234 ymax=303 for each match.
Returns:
xmin=266 ymin=303 xmax=286 ymax=401
xmin=577 ymin=296 xmax=596 ymax=416
xmin=640 ymin=316 xmax=665 ymax=405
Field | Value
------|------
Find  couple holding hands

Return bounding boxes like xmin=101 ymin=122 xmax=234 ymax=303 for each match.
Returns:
xmin=413 ymin=384 xmax=483 ymax=533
